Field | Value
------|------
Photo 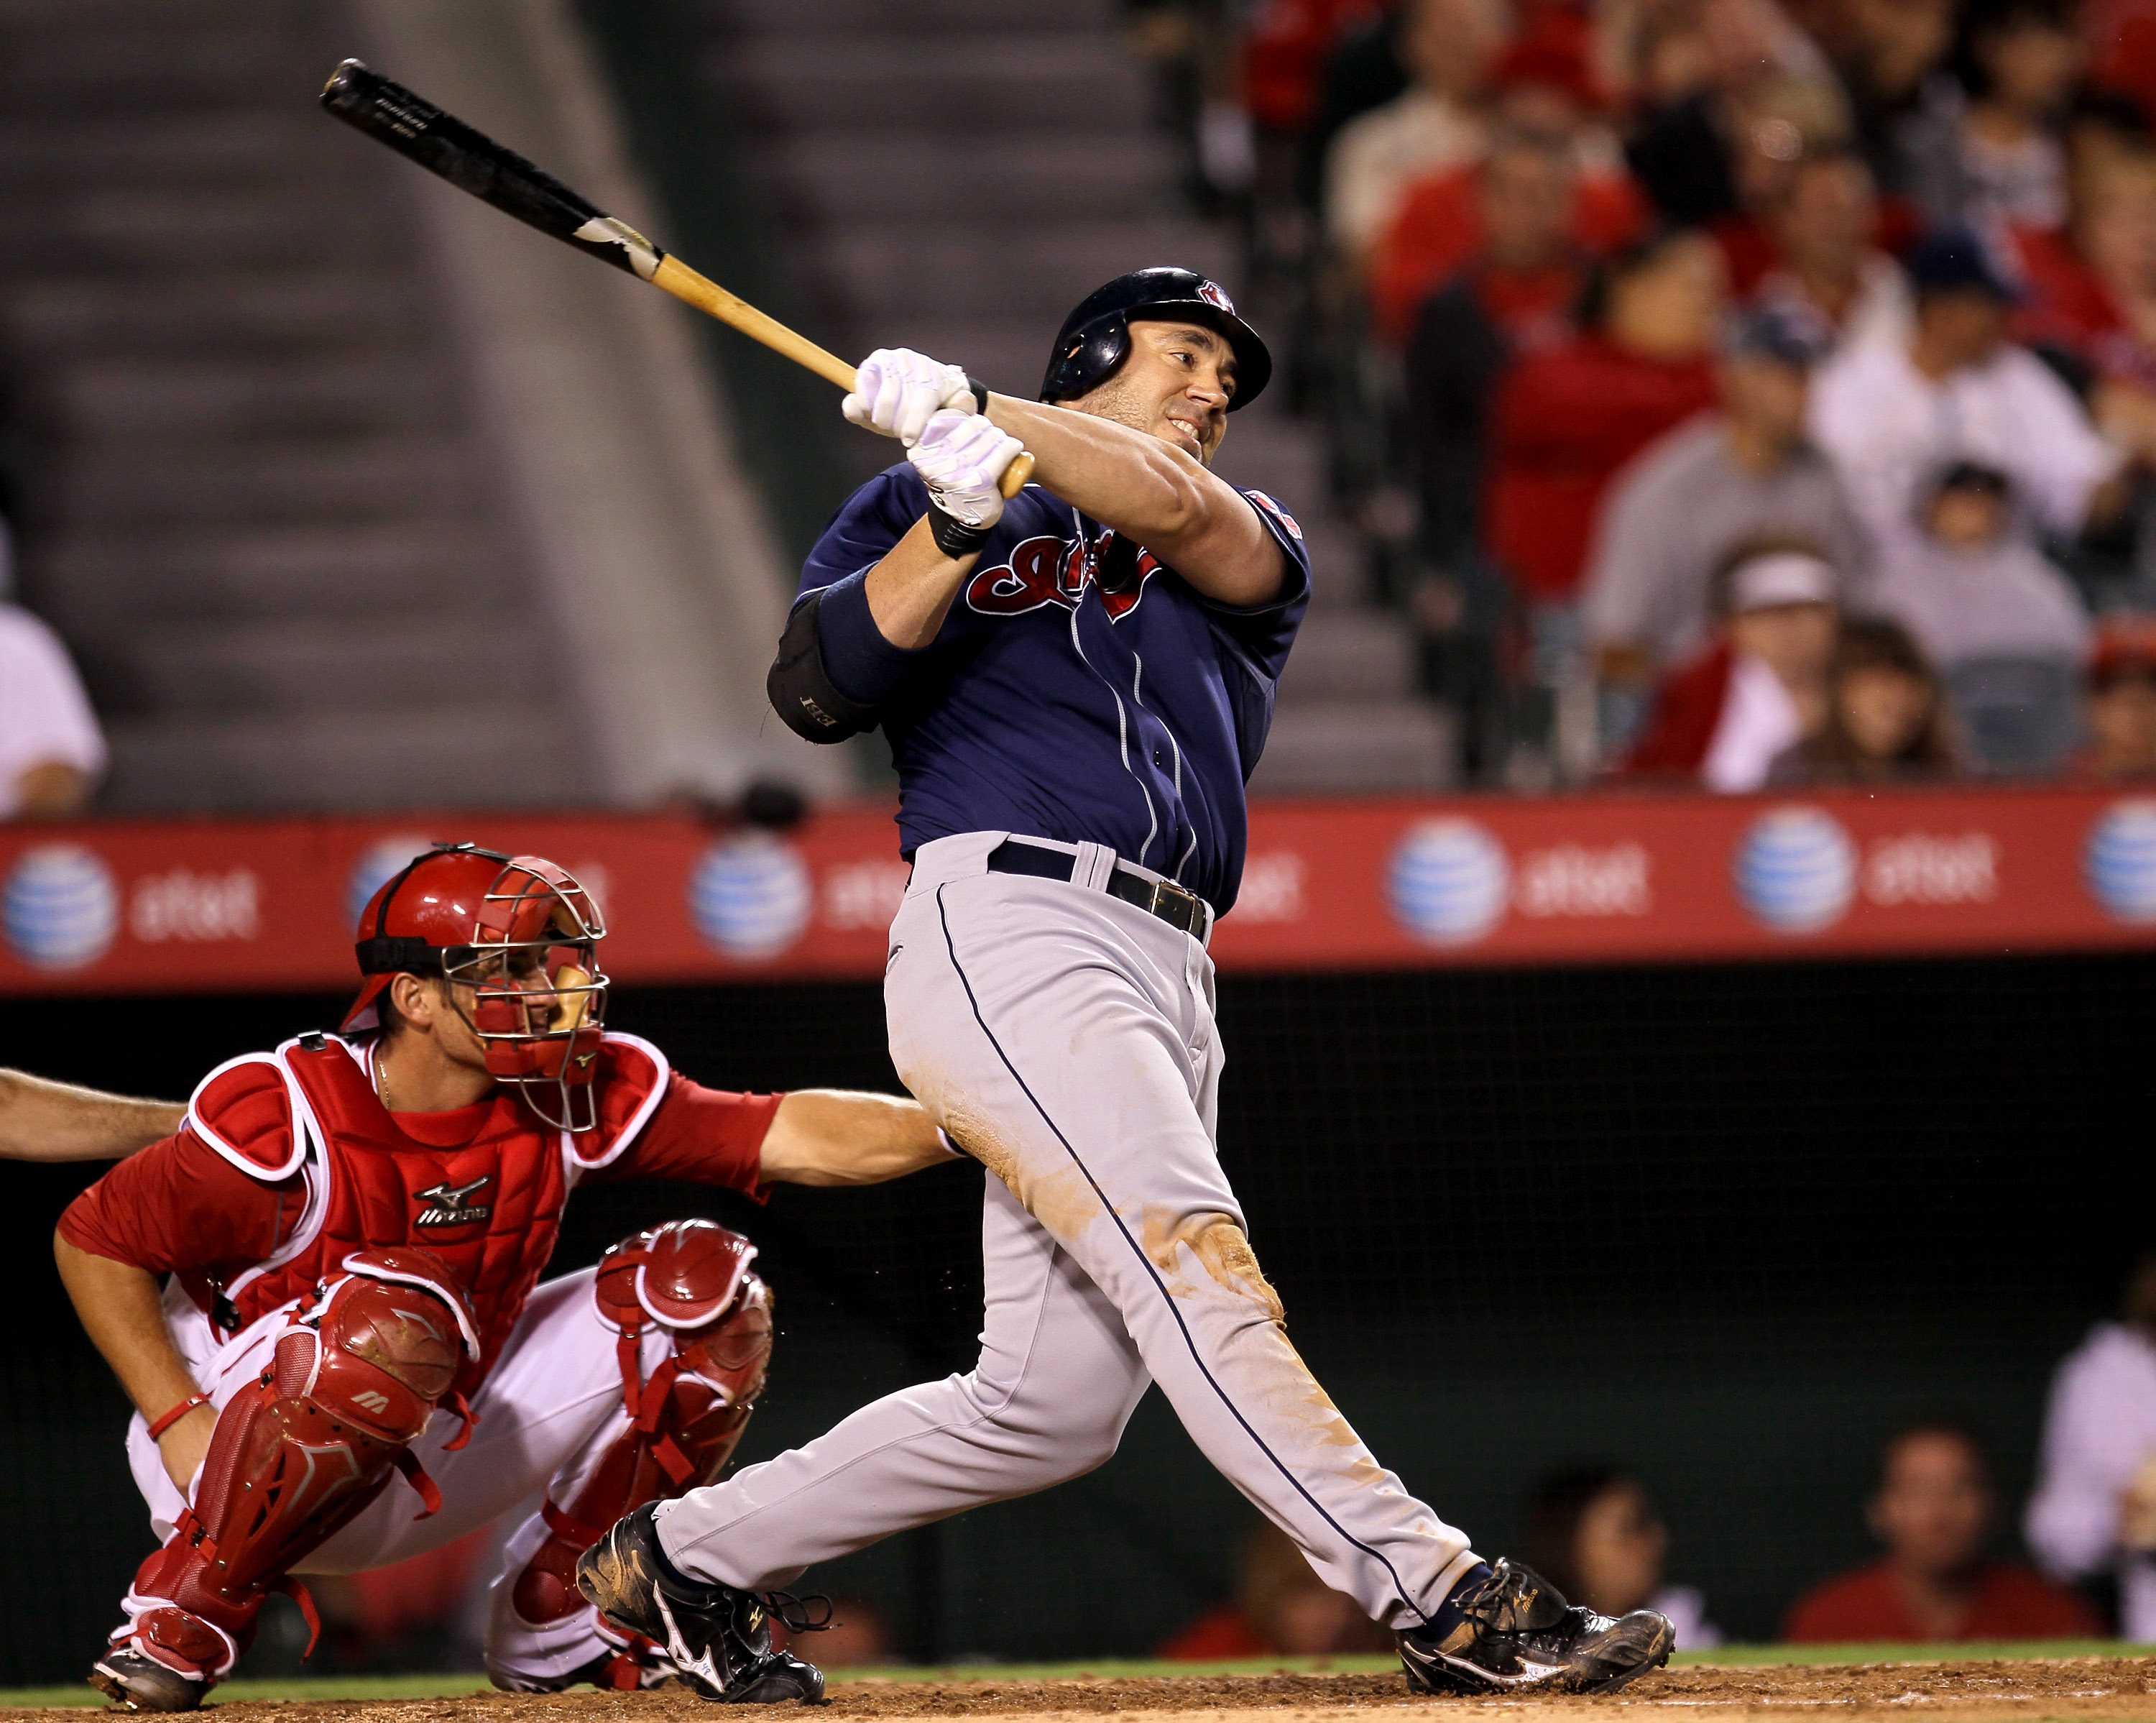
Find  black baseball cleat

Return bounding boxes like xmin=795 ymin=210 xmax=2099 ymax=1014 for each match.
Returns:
xmin=1396 ymin=1558 xmax=1674 ymax=1695
xmin=575 ymin=1503 xmax=825 ymax=1704
xmin=88 ymin=1646 xmax=209 ymax=1713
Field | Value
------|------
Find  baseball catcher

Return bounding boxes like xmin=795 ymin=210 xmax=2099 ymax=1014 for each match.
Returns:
xmin=586 ymin=270 xmax=1677 ymax=1702
xmin=42 ymin=842 xmax=950 ymax=1709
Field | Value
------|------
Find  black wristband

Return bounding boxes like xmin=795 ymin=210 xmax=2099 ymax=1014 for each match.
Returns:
xmin=930 ymin=507 xmax=990 ymax=558
xmin=966 ymin=375 xmax=990 ymax=414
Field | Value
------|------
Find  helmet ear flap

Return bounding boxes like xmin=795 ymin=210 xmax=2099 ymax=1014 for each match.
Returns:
xmin=1041 ymin=312 xmax=1132 ymax=405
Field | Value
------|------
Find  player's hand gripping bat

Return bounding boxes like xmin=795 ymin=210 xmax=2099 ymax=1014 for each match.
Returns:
xmin=320 ymin=59 xmax=1034 ymax=497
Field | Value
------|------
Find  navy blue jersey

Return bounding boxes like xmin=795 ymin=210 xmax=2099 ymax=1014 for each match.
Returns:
xmin=802 ymin=464 xmax=1310 ymax=914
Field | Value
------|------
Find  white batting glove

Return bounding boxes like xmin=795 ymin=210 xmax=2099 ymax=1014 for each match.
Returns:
xmin=910 ymin=408 xmax=1024 ymax=531
xmin=842 ymin=348 xmax=973 ymax=446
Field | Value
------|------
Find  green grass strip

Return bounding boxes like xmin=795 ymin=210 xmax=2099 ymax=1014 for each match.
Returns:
xmin=1674 ymin=1640 xmax=2148 ymax=1665
xmin=1 ymin=1643 xmax=2147 ymax=1708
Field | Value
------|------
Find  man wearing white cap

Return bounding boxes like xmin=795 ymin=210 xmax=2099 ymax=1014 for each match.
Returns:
xmin=1624 ymin=542 xmax=1841 ymax=791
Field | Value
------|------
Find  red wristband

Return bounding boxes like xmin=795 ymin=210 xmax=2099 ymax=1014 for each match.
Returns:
xmin=147 ymin=1393 xmax=211 ymax=1440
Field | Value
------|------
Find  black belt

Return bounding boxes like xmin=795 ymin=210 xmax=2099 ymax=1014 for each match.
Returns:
xmin=986 ymin=840 xmax=1213 ymax=939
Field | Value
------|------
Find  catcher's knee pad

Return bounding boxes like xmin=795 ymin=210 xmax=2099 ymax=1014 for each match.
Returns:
xmin=116 ymin=1250 xmax=477 ymax=1678
xmin=507 ymin=1221 xmax=771 ymax=1642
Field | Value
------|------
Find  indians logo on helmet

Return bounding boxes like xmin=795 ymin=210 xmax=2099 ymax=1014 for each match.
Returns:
xmin=1196 ymin=280 xmax=1234 ymax=313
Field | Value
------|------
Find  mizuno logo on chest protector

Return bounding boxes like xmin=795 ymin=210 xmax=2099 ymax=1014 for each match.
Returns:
xmin=415 ymin=1175 xmax=492 ymax=1228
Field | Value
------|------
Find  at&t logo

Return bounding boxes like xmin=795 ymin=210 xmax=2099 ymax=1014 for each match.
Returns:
xmin=2084 ymin=799 xmax=2156 ymax=922
xmin=3 ymin=844 xmax=119 ymax=970
xmin=1388 ymin=819 xmax=1511 ymax=944
xmin=1733 ymin=807 xmax=1856 ymax=933
xmin=690 ymin=835 xmax=812 ymax=959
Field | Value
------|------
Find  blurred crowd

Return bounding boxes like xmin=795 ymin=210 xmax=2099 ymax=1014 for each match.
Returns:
xmin=19 ymin=0 xmax=2156 ymax=812
xmin=1158 ymin=1249 xmax=2156 ymax=1653
xmin=1144 ymin=0 xmax=2156 ymax=789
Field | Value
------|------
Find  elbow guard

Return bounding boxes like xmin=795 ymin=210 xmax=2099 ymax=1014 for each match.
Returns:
xmin=768 ymin=591 xmax=880 ymax=744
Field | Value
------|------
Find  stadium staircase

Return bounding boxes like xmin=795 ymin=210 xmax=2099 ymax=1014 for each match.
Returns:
xmin=688 ymin=0 xmax=1457 ymax=792
xmin=0 ymin=0 xmax=590 ymax=812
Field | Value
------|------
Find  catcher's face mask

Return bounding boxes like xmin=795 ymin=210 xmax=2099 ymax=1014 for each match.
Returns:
xmin=349 ymin=844 xmax=611 ymax=1132
xmin=453 ymin=858 xmax=608 ymax=1131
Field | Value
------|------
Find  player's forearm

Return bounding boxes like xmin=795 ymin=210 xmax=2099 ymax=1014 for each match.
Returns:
xmin=53 ymin=1234 xmax=200 ymax=1420
xmin=757 ymin=1090 xmax=958 ymax=1187
xmin=983 ymin=394 xmax=1283 ymax=604
xmin=863 ymin=515 xmax=979 ymax=651
xmin=0 ymin=1070 xmax=184 ymax=1162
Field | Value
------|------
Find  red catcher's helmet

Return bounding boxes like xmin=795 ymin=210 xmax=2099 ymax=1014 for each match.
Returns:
xmin=343 ymin=842 xmax=609 ymax=1131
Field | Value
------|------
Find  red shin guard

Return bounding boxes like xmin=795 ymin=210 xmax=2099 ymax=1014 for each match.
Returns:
xmin=510 ymin=1221 xmax=772 ymax=1640
xmin=118 ymin=1254 xmax=475 ymax=1681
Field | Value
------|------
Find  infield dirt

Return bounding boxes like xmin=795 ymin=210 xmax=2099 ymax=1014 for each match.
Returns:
xmin=6 ymin=1658 xmax=2155 ymax=1723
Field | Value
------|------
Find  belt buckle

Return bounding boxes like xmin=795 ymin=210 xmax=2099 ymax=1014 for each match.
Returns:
xmin=1148 ymin=876 xmax=1201 ymax=934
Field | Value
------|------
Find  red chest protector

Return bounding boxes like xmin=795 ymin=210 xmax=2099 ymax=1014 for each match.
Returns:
xmin=185 ymin=1031 xmax=671 ymax=1387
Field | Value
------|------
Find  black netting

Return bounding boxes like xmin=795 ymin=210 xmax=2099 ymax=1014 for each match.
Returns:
xmin=5 ymin=954 xmax=2149 ymax=1680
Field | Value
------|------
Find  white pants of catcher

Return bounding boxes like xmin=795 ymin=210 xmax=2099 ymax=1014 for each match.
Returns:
xmin=126 ymin=1266 xmax=672 ymax=1686
xmin=656 ymin=830 xmax=1480 ymax=1629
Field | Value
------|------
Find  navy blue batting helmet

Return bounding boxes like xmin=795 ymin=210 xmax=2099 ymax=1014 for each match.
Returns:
xmin=1040 ymin=267 xmax=1272 ymax=412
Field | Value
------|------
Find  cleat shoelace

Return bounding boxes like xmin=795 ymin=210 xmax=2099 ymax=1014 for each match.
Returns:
xmin=763 ymin=1591 xmax=834 ymax=1635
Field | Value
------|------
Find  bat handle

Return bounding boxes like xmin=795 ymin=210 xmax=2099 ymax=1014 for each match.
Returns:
xmin=645 ymin=258 xmax=1039 ymax=503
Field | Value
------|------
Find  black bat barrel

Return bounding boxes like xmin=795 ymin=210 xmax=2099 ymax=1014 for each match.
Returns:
xmin=319 ymin=59 xmax=664 ymax=280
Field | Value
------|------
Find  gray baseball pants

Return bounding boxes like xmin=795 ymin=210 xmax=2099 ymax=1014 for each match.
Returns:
xmin=655 ymin=830 xmax=1480 ymax=1628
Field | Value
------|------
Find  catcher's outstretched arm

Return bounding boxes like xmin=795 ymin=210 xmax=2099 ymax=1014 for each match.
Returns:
xmin=758 ymin=1090 xmax=959 ymax=1187
xmin=0 ymin=1070 xmax=183 ymax=1163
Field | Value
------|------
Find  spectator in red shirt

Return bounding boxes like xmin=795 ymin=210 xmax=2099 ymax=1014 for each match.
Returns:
xmin=1369 ymin=37 xmax=1646 ymax=341
xmin=1485 ymin=226 xmax=1726 ymax=609
xmin=1324 ymin=0 xmax=1506 ymax=269
xmin=1242 ymin=0 xmax=1391 ymax=136
xmin=1159 ymin=1520 xmax=1392 ymax=1660
xmin=1784 ymin=1421 xmax=2106 ymax=1643
xmin=1399 ymin=124 xmax=1592 ymax=772
xmin=1404 ymin=126 xmax=1590 ymax=573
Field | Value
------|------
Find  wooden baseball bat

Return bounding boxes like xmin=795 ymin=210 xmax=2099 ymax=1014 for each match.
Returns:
xmin=320 ymin=59 xmax=1034 ymax=497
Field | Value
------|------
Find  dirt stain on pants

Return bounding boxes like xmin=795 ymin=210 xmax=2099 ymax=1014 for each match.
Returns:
xmin=1141 ymin=1207 xmax=1386 ymax=1487
xmin=935 ymin=1095 xmax=1105 ymax=1240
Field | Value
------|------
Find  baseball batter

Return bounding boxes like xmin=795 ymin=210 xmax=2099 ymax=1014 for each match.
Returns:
xmin=579 ymin=271 xmax=1676 ymax=1698
xmin=35 ymin=842 xmax=951 ymax=1709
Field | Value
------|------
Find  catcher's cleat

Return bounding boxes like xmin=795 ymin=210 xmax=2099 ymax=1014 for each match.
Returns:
xmin=576 ymin=1503 xmax=825 ymax=1704
xmin=1396 ymin=1558 xmax=1674 ymax=1696
xmin=88 ymin=1645 xmax=210 ymax=1714
xmin=492 ymin=1627 xmax=677 ymax=1696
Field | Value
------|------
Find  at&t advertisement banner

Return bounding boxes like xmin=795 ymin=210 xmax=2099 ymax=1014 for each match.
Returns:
xmin=1 ymin=788 xmax=2153 ymax=994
